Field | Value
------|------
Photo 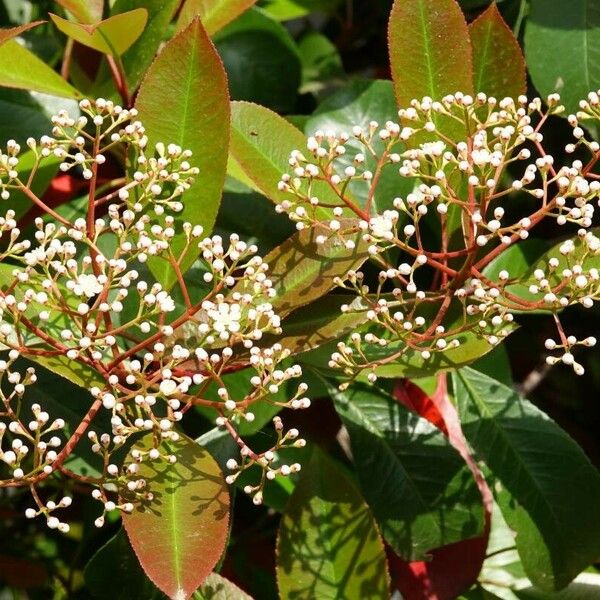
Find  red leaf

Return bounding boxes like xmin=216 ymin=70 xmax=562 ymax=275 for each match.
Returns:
xmin=393 ymin=379 xmax=447 ymax=434
xmin=390 ymin=375 xmax=493 ymax=599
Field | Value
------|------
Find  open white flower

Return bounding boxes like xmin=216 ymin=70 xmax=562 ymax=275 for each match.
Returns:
xmin=75 ymin=274 xmax=103 ymax=298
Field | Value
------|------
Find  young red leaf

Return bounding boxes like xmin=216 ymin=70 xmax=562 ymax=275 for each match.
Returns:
xmin=0 ymin=21 xmax=45 ymax=46
xmin=136 ymin=17 xmax=230 ymax=288
xmin=50 ymin=9 xmax=148 ymax=56
xmin=177 ymin=0 xmax=259 ymax=35
xmin=55 ymin=0 xmax=104 ymax=23
xmin=388 ymin=0 xmax=473 ymax=139
xmin=469 ymin=3 xmax=526 ymax=98
xmin=121 ymin=434 xmax=230 ymax=600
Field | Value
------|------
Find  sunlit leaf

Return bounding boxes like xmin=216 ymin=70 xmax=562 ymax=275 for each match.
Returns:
xmin=388 ymin=0 xmax=473 ymax=138
xmin=136 ymin=17 xmax=229 ymax=288
xmin=50 ymin=9 xmax=148 ymax=56
xmin=122 ymin=433 xmax=230 ymax=600
xmin=470 ymin=3 xmax=526 ymax=98
xmin=0 ymin=40 xmax=81 ymax=98
xmin=177 ymin=0 xmax=258 ymax=35
xmin=453 ymin=368 xmax=600 ymax=590
xmin=331 ymin=382 xmax=484 ymax=560
xmin=276 ymin=448 xmax=390 ymax=599
xmin=525 ymin=0 xmax=600 ymax=113
xmin=55 ymin=0 xmax=104 ymax=23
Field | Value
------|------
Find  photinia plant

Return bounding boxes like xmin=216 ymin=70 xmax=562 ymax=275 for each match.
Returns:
xmin=0 ymin=0 xmax=600 ymax=599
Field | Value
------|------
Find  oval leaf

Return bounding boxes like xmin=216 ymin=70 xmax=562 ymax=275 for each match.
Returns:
xmin=0 ymin=40 xmax=80 ymax=98
xmin=388 ymin=0 xmax=473 ymax=136
xmin=261 ymin=219 xmax=369 ymax=316
xmin=50 ymin=9 xmax=148 ymax=56
xmin=331 ymin=383 xmax=484 ymax=560
xmin=452 ymin=367 xmax=600 ymax=590
xmin=136 ymin=17 xmax=230 ymax=287
xmin=276 ymin=449 xmax=390 ymax=599
xmin=121 ymin=433 xmax=230 ymax=600
xmin=525 ymin=0 xmax=600 ymax=113
xmin=469 ymin=3 xmax=526 ymax=98
xmin=177 ymin=0 xmax=258 ymax=36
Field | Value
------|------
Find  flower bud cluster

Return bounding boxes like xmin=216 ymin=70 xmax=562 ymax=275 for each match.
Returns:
xmin=278 ymin=92 xmax=600 ymax=381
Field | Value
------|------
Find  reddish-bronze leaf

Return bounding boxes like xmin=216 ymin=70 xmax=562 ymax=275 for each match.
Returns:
xmin=470 ymin=3 xmax=526 ymax=98
xmin=0 ymin=21 xmax=45 ymax=46
xmin=121 ymin=434 xmax=230 ymax=600
xmin=388 ymin=0 xmax=474 ymax=108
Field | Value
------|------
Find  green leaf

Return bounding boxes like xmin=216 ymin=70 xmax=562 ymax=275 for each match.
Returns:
xmin=276 ymin=448 xmax=390 ymax=599
xmin=499 ymin=229 xmax=600 ymax=310
xmin=470 ymin=2 xmax=526 ymax=98
xmin=55 ymin=0 xmax=104 ymax=23
xmin=214 ymin=8 xmax=301 ymax=113
xmin=228 ymin=100 xmax=308 ymax=203
xmin=195 ymin=573 xmax=254 ymax=599
xmin=16 ymin=357 xmax=109 ymax=478
xmin=0 ymin=40 xmax=81 ymax=98
xmin=525 ymin=0 xmax=600 ymax=113
xmin=263 ymin=293 xmax=372 ymax=355
xmin=136 ymin=17 xmax=230 ymax=288
xmin=177 ymin=0 xmax=258 ymax=35
xmin=332 ymin=382 xmax=484 ymax=560
xmin=305 ymin=79 xmax=415 ymax=212
xmin=85 ymin=528 xmax=167 ymax=599
xmin=388 ymin=0 xmax=473 ymax=134
xmin=108 ymin=0 xmax=179 ymax=92
xmin=298 ymin=30 xmax=343 ymax=93
xmin=122 ymin=433 xmax=230 ymax=600
xmin=260 ymin=0 xmax=342 ymax=21
xmin=261 ymin=219 xmax=369 ymax=316
xmin=452 ymin=367 xmax=600 ymax=590
xmin=0 ymin=20 xmax=44 ymax=46
xmin=50 ymin=9 xmax=148 ymax=56
xmin=0 ymin=89 xmax=79 ymax=146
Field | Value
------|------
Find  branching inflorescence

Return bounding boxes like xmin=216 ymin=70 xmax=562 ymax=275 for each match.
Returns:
xmin=0 ymin=99 xmax=309 ymax=529
xmin=277 ymin=92 xmax=600 ymax=385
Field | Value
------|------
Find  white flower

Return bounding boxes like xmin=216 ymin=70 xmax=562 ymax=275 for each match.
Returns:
xmin=159 ymin=379 xmax=177 ymax=396
xmin=76 ymin=274 xmax=103 ymax=298
xmin=208 ymin=302 xmax=241 ymax=335
xmin=369 ymin=212 xmax=396 ymax=240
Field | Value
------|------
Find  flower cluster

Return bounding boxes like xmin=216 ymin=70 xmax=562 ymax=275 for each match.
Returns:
xmin=0 ymin=100 xmax=309 ymax=529
xmin=277 ymin=91 xmax=600 ymax=383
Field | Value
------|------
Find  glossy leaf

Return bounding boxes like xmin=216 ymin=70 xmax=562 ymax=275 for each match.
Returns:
xmin=469 ymin=3 xmax=526 ymax=98
xmin=109 ymin=0 xmax=180 ymax=92
xmin=261 ymin=219 xmax=369 ymax=316
xmin=261 ymin=0 xmax=342 ymax=21
xmin=388 ymin=0 xmax=473 ymax=136
xmin=0 ymin=89 xmax=79 ymax=146
xmin=0 ymin=20 xmax=44 ymax=46
xmin=136 ymin=17 xmax=229 ymax=288
xmin=0 ymin=40 xmax=80 ymax=98
xmin=55 ymin=0 xmax=104 ymax=23
xmin=276 ymin=449 xmax=390 ymax=599
xmin=500 ymin=229 xmax=600 ymax=310
xmin=50 ymin=9 xmax=147 ymax=56
xmin=228 ymin=101 xmax=307 ymax=203
xmin=122 ymin=433 xmax=230 ymax=600
xmin=525 ymin=0 xmax=600 ymax=113
xmin=214 ymin=8 xmax=301 ymax=113
xmin=305 ymin=79 xmax=416 ymax=212
xmin=452 ymin=368 xmax=600 ymax=590
xmin=177 ymin=0 xmax=258 ymax=35
xmin=332 ymin=383 xmax=484 ymax=560
xmin=86 ymin=528 xmax=250 ymax=600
